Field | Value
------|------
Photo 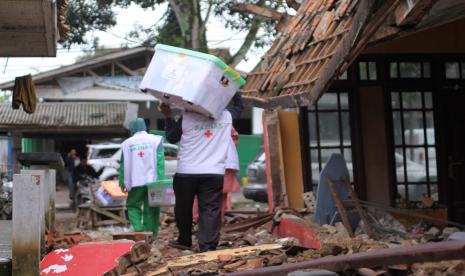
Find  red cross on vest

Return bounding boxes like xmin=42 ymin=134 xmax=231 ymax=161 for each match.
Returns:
xmin=137 ymin=151 xmax=145 ymax=158
xmin=204 ymin=130 xmax=213 ymax=138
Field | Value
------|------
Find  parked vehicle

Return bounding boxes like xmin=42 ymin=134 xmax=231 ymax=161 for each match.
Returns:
xmin=243 ymin=151 xmax=437 ymax=203
xmin=87 ymin=142 xmax=179 ymax=181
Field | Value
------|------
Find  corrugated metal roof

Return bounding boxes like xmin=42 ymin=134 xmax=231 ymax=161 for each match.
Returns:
xmin=0 ymin=102 xmax=137 ymax=129
xmin=35 ymin=86 xmax=157 ymax=102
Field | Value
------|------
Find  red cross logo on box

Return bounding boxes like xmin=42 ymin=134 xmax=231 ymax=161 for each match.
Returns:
xmin=204 ymin=130 xmax=213 ymax=138
xmin=138 ymin=151 xmax=145 ymax=158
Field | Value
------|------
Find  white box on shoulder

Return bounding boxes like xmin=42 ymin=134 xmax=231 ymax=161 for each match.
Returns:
xmin=140 ymin=44 xmax=246 ymax=119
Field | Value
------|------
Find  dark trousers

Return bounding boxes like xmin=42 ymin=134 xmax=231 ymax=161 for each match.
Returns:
xmin=173 ymin=173 xmax=223 ymax=252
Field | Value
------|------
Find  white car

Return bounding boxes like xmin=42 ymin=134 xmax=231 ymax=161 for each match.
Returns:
xmin=87 ymin=142 xmax=178 ymax=181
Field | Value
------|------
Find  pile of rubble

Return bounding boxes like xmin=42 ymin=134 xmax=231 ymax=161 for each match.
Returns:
xmin=103 ymin=209 xmax=464 ymax=276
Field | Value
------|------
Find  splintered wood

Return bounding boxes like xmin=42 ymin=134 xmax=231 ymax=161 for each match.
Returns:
xmin=240 ymin=0 xmax=406 ymax=108
xmin=146 ymin=244 xmax=282 ymax=276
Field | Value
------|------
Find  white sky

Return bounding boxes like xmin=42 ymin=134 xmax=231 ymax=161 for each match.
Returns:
xmin=0 ymin=3 xmax=269 ymax=84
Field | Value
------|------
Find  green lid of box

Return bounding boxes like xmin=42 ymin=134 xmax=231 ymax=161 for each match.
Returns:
xmin=155 ymin=44 xmax=246 ymax=87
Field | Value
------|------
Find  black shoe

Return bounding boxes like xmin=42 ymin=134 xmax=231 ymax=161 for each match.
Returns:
xmin=168 ymin=240 xmax=192 ymax=250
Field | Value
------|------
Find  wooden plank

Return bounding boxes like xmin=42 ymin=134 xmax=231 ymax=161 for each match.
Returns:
xmin=227 ymin=241 xmax=465 ymax=276
xmin=326 ymin=176 xmax=355 ymax=238
xmin=0 ymin=33 xmax=48 ymax=57
xmin=263 ymin=110 xmax=287 ymax=209
xmin=42 ymin=0 xmax=57 ymax=56
xmin=278 ymin=111 xmax=304 ymax=208
xmin=115 ymin=61 xmax=136 ymax=76
xmin=231 ymin=3 xmax=285 ymax=20
xmin=147 ymin=244 xmax=282 ymax=276
xmin=90 ymin=204 xmax=129 ymax=224
xmin=395 ymin=0 xmax=438 ymax=27
xmin=342 ymin=177 xmax=375 ymax=238
xmin=0 ymin=1 xmax=44 ymax=29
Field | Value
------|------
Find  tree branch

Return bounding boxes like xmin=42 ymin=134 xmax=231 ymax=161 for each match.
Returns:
xmin=227 ymin=16 xmax=264 ymax=67
xmin=200 ymin=0 xmax=213 ymax=35
xmin=169 ymin=0 xmax=190 ymax=38
xmin=191 ymin=0 xmax=200 ymax=49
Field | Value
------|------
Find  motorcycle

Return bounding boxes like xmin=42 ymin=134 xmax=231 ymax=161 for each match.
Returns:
xmin=74 ymin=175 xmax=98 ymax=207
xmin=0 ymin=178 xmax=13 ymax=220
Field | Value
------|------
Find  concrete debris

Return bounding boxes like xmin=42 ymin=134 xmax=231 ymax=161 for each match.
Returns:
xmin=52 ymin=203 xmax=464 ymax=275
xmin=321 ymin=224 xmax=337 ymax=234
xmin=442 ymin=227 xmax=460 ymax=239
xmin=334 ymin=222 xmax=350 ymax=238
xmin=410 ymin=260 xmax=465 ymax=276
xmin=45 ymin=230 xmax=92 ymax=251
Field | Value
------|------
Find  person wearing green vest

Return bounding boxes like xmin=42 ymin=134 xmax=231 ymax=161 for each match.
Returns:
xmin=119 ymin=118 xmax=165 ymax=236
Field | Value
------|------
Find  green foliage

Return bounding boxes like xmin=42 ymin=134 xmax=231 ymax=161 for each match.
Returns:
xmin=64 ymin=0 xmax=287 ymax=63
xmin=64 ymin=0 xmax=116 ymax=47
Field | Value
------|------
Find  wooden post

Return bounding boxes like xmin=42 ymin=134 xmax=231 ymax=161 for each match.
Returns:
xmin=278 ymin=111 xmax=305 ymax=208
xmin=263 ymin=110 xmax=287 ymax=210
xmin=12 ymin=174 xmax=41 ymax=276
xmin=326 ymin=176 xmax=354 ymax=237
xmin=342 ymin=176 xmax=375 ymax=238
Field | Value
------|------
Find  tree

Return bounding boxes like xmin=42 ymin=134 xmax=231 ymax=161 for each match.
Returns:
xmin=65 ymin=0 xmax=290 ymax=66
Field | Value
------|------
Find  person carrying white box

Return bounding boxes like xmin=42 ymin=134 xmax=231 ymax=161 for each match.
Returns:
xmin=160 ymin=93 xmax=243 ymax=252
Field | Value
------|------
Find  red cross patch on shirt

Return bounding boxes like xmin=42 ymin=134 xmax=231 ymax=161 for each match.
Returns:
xmin=204 ymin=130 xmax=213 ymax=138
xmin=137 ymin=151 xmax=145 ymax=158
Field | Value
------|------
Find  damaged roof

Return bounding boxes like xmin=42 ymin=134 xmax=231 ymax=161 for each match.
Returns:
xmin=241 ymin=0 xmax=465 ymax=108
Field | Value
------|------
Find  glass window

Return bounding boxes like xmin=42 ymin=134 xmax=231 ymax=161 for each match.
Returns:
xmin=342 ymin=112 xmax=351 ymax=146
xmin=446 ymin=62 xmax=460 ymax=79
xmin=308 ymin=91 xmax=353 ymax=188
xmin=424 ymin=92 xmax=433 ymax=109
xmin=368 ymin=62 xmax=377 ymax=80
xmin=393 ymin=111 xmax=402 ymax=146
xmin=423 ymin=62 xmax=431 ymax=78
xmin=359 ymin=62 xmax=368 ymax=80
xmin=400 ymin=62 xmax=422 ymax=78
xmin=318 ymin=93 xmax=338 ymax=110
xmin=390 ymin=90 xmax=438 ymax=207
xmin=340 ymin=93 xmax=349 ymax=109
xmin=390 ymin=63 xmax=398 ymax=78
xmin=402 ymin=92 xmax=422 ymax=109
xmin=391 ymin=92 xmax=400 ymax=109
xmin=359 ymin=61 xmax=377 ymax=80
xmin=408 ymin=184 xmax=428 ymax=202
xmin=318 ymin=113 xmax=340 ymax=146
xmin=309 ymin=113 xmax=318 ymax=147
xmin=462 ymin=62 xmax=465 ymax=79
xmin=390 ymin=62 xmax=431 ymax=79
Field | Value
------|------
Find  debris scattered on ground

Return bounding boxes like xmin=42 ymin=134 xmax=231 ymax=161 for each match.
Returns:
xmin=45 ymin=230 xmax=92 ymax=251
xmin=52 ymin=198 xmax=465 ymax=275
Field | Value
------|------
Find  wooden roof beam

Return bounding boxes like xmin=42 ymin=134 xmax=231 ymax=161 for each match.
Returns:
xmin=395 ymin=0 xmax=439 ymax=27
xmin=231 ymin=3 xmax=285 ymax=20
xmin=115 ymin=61 xmax=136 ymax=76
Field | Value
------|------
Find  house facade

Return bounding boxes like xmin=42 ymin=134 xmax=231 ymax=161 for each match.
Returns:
xmin=241 ymin=0 xmax=465 ymax=224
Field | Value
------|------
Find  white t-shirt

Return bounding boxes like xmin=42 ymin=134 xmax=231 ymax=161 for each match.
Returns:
xmin=121 ymin=131 xmax=162 ymax=190
xmin=177 ymin=111 xmax=232 ymax=175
